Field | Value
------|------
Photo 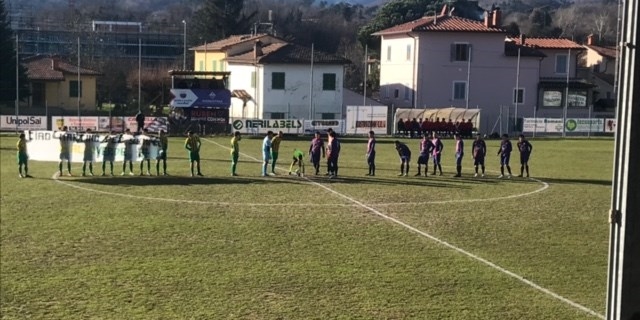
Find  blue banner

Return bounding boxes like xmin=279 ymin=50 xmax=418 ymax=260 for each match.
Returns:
xmin=170 ymin=89 xmax=231 ymax=108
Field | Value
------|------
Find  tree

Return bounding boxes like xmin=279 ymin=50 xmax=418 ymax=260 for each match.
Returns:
xmin=0 ymin=0 xmax=29 ymax=106
xmin=191 ymin=0 xmax=257 ymax=42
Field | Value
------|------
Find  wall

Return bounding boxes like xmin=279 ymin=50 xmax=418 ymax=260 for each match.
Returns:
xmin=193 ymin=51 xmax=226 ymax=71
xmin=379 ymin=34 xmax=417 ymax=108
xmin=44 ymin=74 xmax=97 ymax=110
xmin=261 ymin=63 xmax=344 ymax=119
xmin=380 ymin=31 xmax=541 ymax=133
xmin=538 ymin=48 xmax=581 ymax=78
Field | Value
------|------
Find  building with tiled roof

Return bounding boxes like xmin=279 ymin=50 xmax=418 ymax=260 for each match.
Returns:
xmin=191 ymin=35 xmax=350 ymax=120
xmin=373 ymin=14 xmax=505 ymax=36
xmin=581 ymin=35 xmax=618 ymax=112
xmin=374 ymin=5 xmax=603 ymax=133
xmin=23 ymin=56 xmax=101 ymax=110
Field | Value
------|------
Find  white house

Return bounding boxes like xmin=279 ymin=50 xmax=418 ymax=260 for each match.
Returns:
xmin=373 ymin=7 xmax=595 ymax=133
xmin=192 ymin=36 xmax=350 ymax=120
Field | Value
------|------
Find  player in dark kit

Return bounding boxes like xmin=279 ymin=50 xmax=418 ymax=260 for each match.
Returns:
xmin=497 ymin=133 xmax=513 ymax=179
xmin=517 ymin=134 xmax=533 ymax=177
xmin=415 ymin=133 xmax=433 ymax=176
xmin=471 ymin=133 xmax=487 ymax=177
xmin=394 ymin=140 xmax=411 ymax=176
xmin=453 ymin=133 xmax=464 ymax=177
xmin=431 ymin=132 xmax=444 ymax=176
xmin=326 ymin=131 xmax=341 ymax=178
xmin=366 ymin=131 xmax=376 ymax=176
xmin=156 ymin=130 xmax=168 ymax=176
xmin=309 ymin=131 xmax=325 ymax=175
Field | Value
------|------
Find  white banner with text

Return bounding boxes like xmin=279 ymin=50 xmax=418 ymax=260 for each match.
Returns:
xmin=345 ymin=105 xmax=388 ymax=135
xmin=229 ymin=118 xmax=305 ymax=135
xmin=0 ymin=115 xmax=47 ymax=131
xmin=23 ymin=130 xmax=163 ymax=163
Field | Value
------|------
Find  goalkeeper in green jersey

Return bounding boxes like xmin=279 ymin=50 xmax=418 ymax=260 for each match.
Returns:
xmin=288 ymin=148 xmax=305 ymax=177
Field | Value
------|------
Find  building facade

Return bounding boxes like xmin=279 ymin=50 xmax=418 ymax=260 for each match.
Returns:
xmin=24 ymin=56 xmax=101 ymax=110
xmin=192 ymin=36 xmax=349 ymax=120
xmin=373 ymin=8 xmax=599 ymax=133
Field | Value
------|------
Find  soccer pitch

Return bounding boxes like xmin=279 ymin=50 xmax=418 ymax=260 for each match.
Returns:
xmin=0 ymin=135 xmax=612 ymax=319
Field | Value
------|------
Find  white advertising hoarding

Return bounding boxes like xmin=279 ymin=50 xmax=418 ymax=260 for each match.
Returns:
xmin=52 ymin=116 xmax=100 ymax=131
xmin=230 ymin=118 xmax=305 ymax=135
xmin=303 ymin=120 xmax=345 ymax=135
xmin=523 ymin=118 xmax=605 ymax=133
xmin=345 ymin=105 xmax=388 ymax=135
xmin=0 ymin=115 xmax=47 ymax=130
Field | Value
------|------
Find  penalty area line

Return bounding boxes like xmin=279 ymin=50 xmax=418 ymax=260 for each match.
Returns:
xmin=203 ymin=138 xmax=603 ymax=319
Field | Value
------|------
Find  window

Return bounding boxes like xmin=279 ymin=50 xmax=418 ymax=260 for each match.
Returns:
xmin=386 ymin=45 xmax=391 ymax=61
xmin=453 ymin=81 xmax=466 ymax=100
xmin=199 ymin=61 xmax=204 ymax=71
xmin=272 ymin=72 xmax=285 ymax=90
xmin=556 ymin=54 xmax=568 ymax=74
xmin=404 ymin=85 xmax=410 ymax=101
xmin=451 ymin=43 xmax=471 ymax=62
xmin=69 ymin=80 xmax=82 ymax=98
xmin=322 ymin=73 xmax=336 ymax=91
xmin=383 ymin=85 xmax=389 ymax=99
xmin=513 ymin=88 xmax=525 ymax=104
xmin=251 ymin=71 xmax=256 ymax=88
xmin=394 ymin=89 xmax=399 ymax=99
xmin=406 ymin=44 xmax=411 ymax=60
xmin=321 ymin=113 xmax=335 ymax=120
xmin=271 ymin=112 xmax=285 ymax=119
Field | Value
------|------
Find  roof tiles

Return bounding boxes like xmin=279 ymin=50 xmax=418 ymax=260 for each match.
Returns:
xmin=510 ymin=37 xmax=585 ymax=50
xmin=226 ymin=43 xmax=350 ymax=65
xmin=191 ymin=34 xmax=268 ymax=51
xmin=25 ymin=56 xmax=101 ymax=81
xmin=373 ymin=15 xmax=504 ymax=35
xmin=585 ymin=45 xmax=618 ymax=59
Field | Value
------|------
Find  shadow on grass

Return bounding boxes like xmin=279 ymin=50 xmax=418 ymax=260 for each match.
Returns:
xmin=538 ymin=177 xmax=612 ymax=186
xmin=306 ymin=175 xmax=471 ymax=189
xmin=65 ymin=175 xmax=308 ymax=186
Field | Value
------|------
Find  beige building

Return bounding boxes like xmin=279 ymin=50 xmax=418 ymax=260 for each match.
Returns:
xmin=24 ymin=56 xmax=101 ymax=110
xmin=582 ymin=35 xmax=618 ymax=111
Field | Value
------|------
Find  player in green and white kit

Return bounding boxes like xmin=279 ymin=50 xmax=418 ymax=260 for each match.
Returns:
xmin=81 ymin=128 xmax=98 ymax=176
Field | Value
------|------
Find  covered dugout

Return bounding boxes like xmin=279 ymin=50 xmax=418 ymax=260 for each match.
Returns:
xmin=394 ymin=107 xmax=480 ymax=137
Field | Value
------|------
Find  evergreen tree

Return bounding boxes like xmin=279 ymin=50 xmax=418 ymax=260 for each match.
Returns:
xmin=0 ymin=0 xmax=29 ymax=105
xmin=191 ymin=0 xmax=257 ymax=42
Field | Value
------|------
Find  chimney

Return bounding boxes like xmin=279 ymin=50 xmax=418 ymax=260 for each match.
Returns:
xmin=253 ymin=40 xmax=263 ymax=60
xmin=492 ymin=7 xmax=501 ymax=27
xmin=51 ymin=58 xmax=58 ymax=70
xmin=520 ymin=34 xmax=526 ymax=45
xmin=484 ymin=10 xmax=492 ymax=28
xmin=587 ymin=34 xmax=594 ymax=45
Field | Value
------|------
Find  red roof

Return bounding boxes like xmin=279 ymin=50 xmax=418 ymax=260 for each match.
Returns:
xmin=510 ymin=37 xmax=585 ymax=50
xmin=191 ymin=34 xmax=270 ymax=51
xmin=24 ymin=56 xmax=101 ymax=81
xmin=585 ymin=45 xmax=618 ymax=59
xmin=226 ymin=43 xmax=350 ymax=65
xmin=373 ymin=15 xmax=505 ymax=36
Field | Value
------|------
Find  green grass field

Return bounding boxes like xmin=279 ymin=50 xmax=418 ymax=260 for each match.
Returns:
xmin=0 ymin=135 xmax=612 ymax=319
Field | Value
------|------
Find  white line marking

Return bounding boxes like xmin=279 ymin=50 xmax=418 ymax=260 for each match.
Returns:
xmin=375 ymin=177 xmax=549 ymax=205
xmin=51 ymin=172 xmax=356 ymax=207
xmin=204 ymin=138 xmax=604 ymax=319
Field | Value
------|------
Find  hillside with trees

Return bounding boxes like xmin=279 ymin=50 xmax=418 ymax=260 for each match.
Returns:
xmin=4 ymin=0 xmax=619 ymax=105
